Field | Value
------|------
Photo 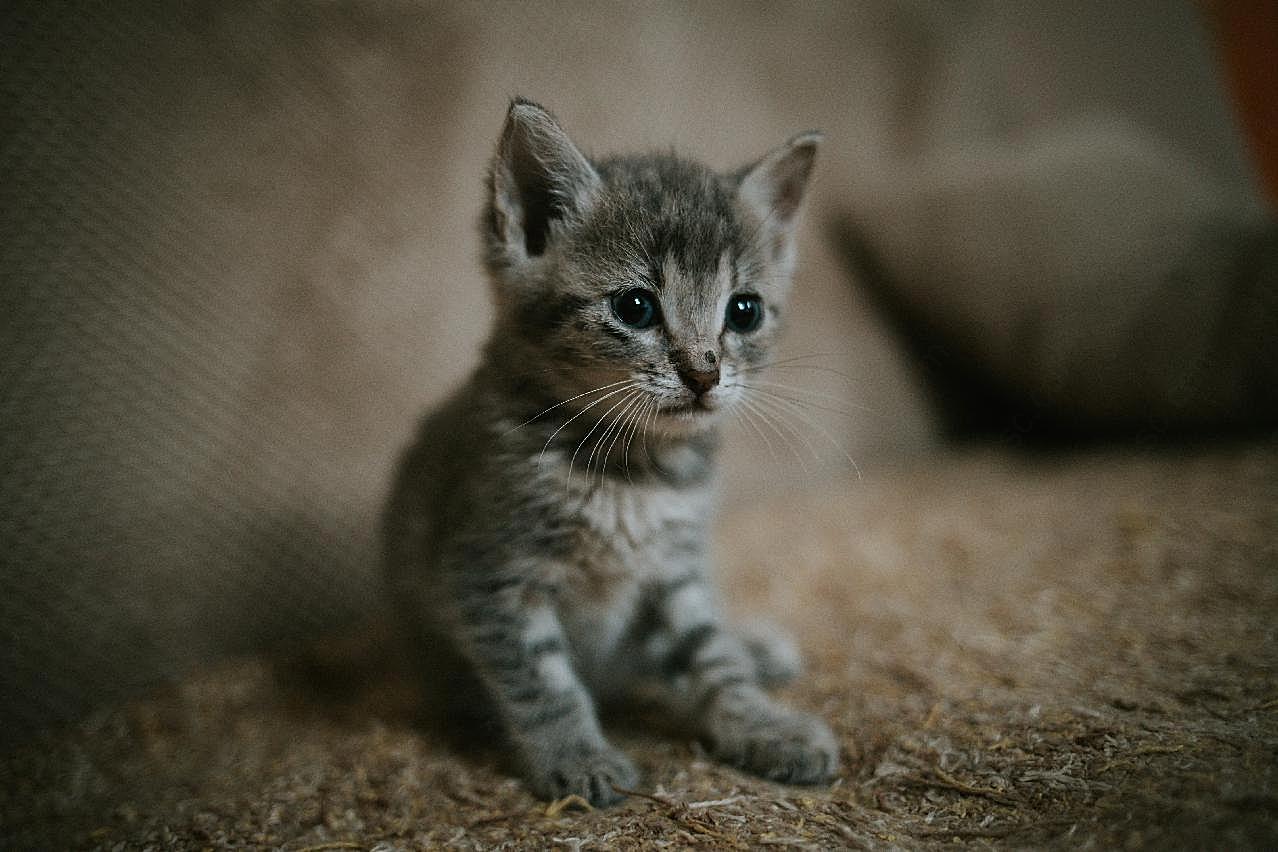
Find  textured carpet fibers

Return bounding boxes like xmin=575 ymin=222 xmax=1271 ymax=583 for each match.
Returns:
xmin=3 ymin=444 xmax=1276 ymax=849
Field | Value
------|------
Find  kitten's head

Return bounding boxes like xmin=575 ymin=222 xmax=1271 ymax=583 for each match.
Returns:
xmin=483 ymin=98 xmax=819 ymax=435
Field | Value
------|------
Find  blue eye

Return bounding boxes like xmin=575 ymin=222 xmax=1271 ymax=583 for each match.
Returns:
xmin=611 ymin=288 xmax=660 ymax=329
xmin=725 ymin=294 xmax=763 ymax=333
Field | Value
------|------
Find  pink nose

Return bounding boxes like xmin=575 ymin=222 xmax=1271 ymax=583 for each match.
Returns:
xmin=680 ymin=367 xmax=720 ymax=396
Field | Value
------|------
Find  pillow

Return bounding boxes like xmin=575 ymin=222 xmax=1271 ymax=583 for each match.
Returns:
xmin=835 ymin=119 xmax=1278 ymax=441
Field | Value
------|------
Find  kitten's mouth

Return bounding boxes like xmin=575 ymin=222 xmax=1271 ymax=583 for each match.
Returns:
xmin=663 ymin=396 xmax=717 ymax=418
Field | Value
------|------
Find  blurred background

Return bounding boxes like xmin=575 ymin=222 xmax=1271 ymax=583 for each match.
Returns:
xmin=2 ymin=0 xmax=1274 ymax=747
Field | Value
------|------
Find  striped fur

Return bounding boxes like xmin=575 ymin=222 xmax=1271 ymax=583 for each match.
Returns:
xmin=383 ymin=99 xmax=837 ymax=806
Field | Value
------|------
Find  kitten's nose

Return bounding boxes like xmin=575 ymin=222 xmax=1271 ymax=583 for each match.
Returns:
xmin=680 ymin=366 xmax=720 ymax=396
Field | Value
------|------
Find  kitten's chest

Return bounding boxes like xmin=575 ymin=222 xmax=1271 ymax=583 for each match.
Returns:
xmin=564 ymin=479 xmax=710 ymax=591
xmin=555 ymin=479 xmax=711 ymax=684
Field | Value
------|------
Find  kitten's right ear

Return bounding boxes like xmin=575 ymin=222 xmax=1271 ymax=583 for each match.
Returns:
xmin=486 ymin=98 xmax=600 ymax=266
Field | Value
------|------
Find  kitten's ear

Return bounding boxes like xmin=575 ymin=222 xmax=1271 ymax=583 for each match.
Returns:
xmin=486 ymin=98 xmax=600 ymax=265
xmin=736 ymin=131 xmax=822 ymax=264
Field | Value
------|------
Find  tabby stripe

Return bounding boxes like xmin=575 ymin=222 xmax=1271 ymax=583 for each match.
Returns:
xmin=665 ymin=538 xmax=702 ymax=558
xmin=661 ymin=623 xmax=719 ymax=676
xmin=600 ymin=323 xmax=633 ymax=344
xmin=524 ymin=695 xmax=579 ymax=729
xmin=691 ymin=653 xmax=740 ymax=676
xmin=471 ymin=575 xmax=523 ymax=596
xmin=656 ymin=572 xmax=699 ymax=595
xmin=507 ymin=683 xmax=549 ymax=705
xmin=469 ymin=623 xmax=523 ymax=649
xmin=484 ymin=639 xmax=563 ymax=672
xmin=694 ymin=674 xmax=752 ymax=715
xmin=621 ymin=602 xmax=660 ymax=651
xmin=487 ymin=648 xmax=527 ymax=672
xmin=526 ymin=293 xmax=590 ymax=331
xmin=527 ymin=636 xmax=566 ymax=658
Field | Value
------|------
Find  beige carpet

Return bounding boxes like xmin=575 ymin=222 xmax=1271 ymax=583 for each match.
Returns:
xmin=4 ymin=443 xmax=1276 ymax=849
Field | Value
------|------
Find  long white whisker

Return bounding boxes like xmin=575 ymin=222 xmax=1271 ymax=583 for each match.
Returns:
xmin=640 ymin=397 xmax=661 ymax=467
xmin=751 ymin=390 xmax=863 ymax=480
xmin=735 ymin=399 xmax=780 ymax=465
xmin=619 ymin=398 xmax=643 ymax=482
xmin=739 ymin=382 xmax=875 ymax=419
xmin=742 ymin=352 xmax=850 ymax=370
xmin=743 ymin=379 xmax=881 ymax=416
xmin=751 ymin=393 xmax=818 ymax=457
xmin=503 ymin=377 xmax=634 ymax=436
xmin=568 ymin=389 xmax=639 ymax=490
xmin=612 ymin=394 xmax=651 ymax=483
xmin=736 ymin=363 xmax=858 ymax=382
xmin=539 ymin=382 xmax=638 ymax=470
xmin=591 ymin=391 xmax=644 ymax=485
xmin=621 ymin=396 xmax=655 ymax=482
xmin=746 ymin=395 xmax=815 ymax=476
xmin=584 ymin=389 xmax=642 ymax=483
xmin=585 ymin=394 xmax=628 ymax=482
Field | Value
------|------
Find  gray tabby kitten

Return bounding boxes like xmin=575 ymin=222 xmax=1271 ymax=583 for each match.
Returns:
xmin=383 ymin=98 xmax=838 ymax=806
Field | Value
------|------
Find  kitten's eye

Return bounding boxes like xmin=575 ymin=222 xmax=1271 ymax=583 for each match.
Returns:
xmin=725 ymin=294 xmax=763 ymax=333
xmin=610 ymin=288 xmax=661 ymax=329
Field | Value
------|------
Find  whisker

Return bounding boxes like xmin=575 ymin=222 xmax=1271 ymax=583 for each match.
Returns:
xmin=741 ymin=379 xmax=881 ymax=414
xmin=572 ymin=390 xmax=639 ymax=490
xmin=539 ymin=382 xmax=638 ymax=471
xmin=584 ymin=398 xmax=623 ymax=485
xmin=621 ymin=396 xmax=655 ymax=482
xmin=585 ymin=394 xmax=628 ymax=481
xmin=734 ymin=399 xmax=782 ymax=467
xmin=640 ymin=397 xmax=661 ymax=467
xmin=592 ymin=391 xmax=644 ymax=485
xmin=750 ymin=390 xmax=863 ymax=480
xmin=623 ymin=395 xmax=654 ymax=477
xmin=505 ymin=377 xmax=635 ymax=436
xmin=740 ymin=382 xmax=876 ymax=419
xmin=746 ymin=396 xmax=813 ymax=473
xmin=735 ymin=363 xmax=858 ymax=382
xmin=746 ymin=395 xmax=816 ymax=476
xmin=741 ymin=351 xmax=851 ymax=370
xmin=571 ymin=389 xmax=641 ymax=490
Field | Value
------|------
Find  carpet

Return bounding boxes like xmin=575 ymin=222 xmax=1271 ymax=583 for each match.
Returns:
xmin=4 ymin=443 xmax=1275 ymax=849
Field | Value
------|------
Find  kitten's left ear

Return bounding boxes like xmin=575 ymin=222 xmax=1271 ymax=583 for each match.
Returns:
xmin=736 ymin=131 xmax=822 ymax=263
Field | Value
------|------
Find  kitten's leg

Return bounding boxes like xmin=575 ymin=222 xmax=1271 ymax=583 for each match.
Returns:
xmin=454 ymin=590 xmax=638 ymax=806
xmin=735 ymin=619 xmax=804 ymax=688
xmin=640 ymin=573 xmax=839 ymax=785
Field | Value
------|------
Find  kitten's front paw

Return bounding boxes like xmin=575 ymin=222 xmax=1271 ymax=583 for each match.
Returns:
xmin=525 ymin=742 xmax=639 ymax=807
xmin=736 ymin=620 xmax=804 ymax=688
xmin=705 ymin=702 xmax=840 ymax=786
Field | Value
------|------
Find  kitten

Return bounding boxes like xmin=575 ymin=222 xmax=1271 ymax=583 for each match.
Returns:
xmin=383 ymin=98 xmax=838 ymax=806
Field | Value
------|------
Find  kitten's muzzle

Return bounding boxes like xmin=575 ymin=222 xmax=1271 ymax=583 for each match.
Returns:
xmin=679 ymin=366 xmax=720 ymax=397
xmin=676 ymin=347 xmax=720 ymax=398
